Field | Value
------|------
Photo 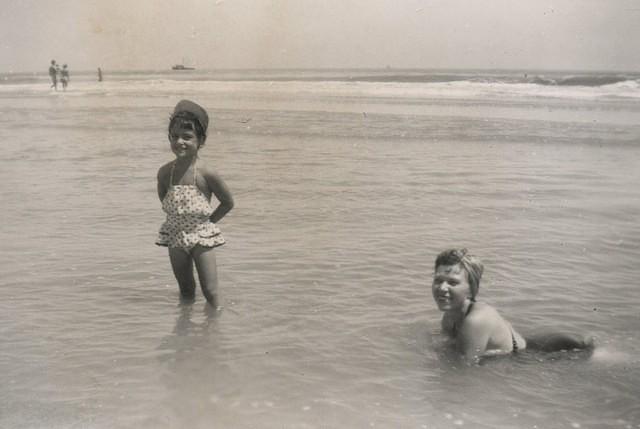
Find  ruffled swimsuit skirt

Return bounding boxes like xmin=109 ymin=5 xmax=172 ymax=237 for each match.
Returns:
xmin=156 ymin=164 xmax=225 ymax=250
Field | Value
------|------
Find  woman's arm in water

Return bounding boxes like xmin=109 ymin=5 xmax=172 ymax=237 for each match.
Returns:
xmin=457 ymin=305 xmax=518 ymax=362
xmin=458 ymin=318 xmax=491 ymax=362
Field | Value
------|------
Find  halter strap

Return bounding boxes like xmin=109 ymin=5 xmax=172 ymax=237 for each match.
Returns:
xmin=464 ymin=301 xmax=474 ymax=317
xmin=452 ymin=301 xmax=474 ymax=337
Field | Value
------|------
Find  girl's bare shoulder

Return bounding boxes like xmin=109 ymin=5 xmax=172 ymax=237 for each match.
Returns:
xmin=195 ymin=160 xmax=220 ymax=178
xmin=157 ymin=161 xmax=174 ymax=179
xmin=197 ymin=161 xmax=227 ymax=188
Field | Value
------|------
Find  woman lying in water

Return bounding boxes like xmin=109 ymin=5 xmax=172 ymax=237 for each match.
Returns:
xmin=432 ymin=248 xmax=594 ymax=362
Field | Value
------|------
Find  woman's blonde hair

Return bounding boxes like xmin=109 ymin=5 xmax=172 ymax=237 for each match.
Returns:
xmin=434 ymin=248 xmax=484 ymax=300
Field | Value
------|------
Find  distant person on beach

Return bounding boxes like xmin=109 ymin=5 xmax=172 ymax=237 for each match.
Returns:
xmin=48 ymin=60 xmax=58 ymax=90
xmin=156 ymin=100 xmax=234 ymax=308
xmin=432 ymin=248 xmax=594 ymax=362
xmin=97 ymin=67 xmax=102 ymax=82
xmin=60 ymin=64 xmax=69 ymax=90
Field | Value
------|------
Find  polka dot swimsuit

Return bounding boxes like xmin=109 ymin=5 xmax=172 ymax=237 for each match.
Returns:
xmin=156 ymin=161 xmax=225 ymax=251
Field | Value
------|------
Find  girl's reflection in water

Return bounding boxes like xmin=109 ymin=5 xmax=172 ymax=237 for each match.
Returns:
xmin=159 ymin=300 xmax=222 ymax=364
xmin=174 ymin=300 xmax=220 ymax=338
xmin=156 ymin=301 xmax=230 ymax=427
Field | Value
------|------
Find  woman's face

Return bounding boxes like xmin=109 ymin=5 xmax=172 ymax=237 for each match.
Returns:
xmin=432 ymin=263 xmax=471 ymax=312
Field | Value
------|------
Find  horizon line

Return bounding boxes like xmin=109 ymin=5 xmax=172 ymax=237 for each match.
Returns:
xmin=2 ymin=66 xmax=640 ymax=75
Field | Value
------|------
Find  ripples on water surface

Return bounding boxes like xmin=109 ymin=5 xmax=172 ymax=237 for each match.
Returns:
xmin=1 ymin=74 xmax=640 ymax=428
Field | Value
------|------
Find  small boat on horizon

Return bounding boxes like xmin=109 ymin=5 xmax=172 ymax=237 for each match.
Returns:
xmin=171 ymin=64 xmax=195 ymax=70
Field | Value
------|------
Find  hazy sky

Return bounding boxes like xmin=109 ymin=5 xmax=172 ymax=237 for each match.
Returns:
xmin=1 ymin=0 xmax=638 ymax=72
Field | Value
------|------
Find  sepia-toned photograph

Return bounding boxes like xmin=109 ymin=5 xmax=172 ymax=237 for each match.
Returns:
xmin=1 ymin=1 xmax=639 ymax=428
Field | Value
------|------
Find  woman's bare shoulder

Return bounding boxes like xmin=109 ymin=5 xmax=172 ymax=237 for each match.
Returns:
xmin=466 ymin=302 xmax=504 ymax=328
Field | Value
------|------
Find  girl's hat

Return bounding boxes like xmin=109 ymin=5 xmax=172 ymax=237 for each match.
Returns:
xmin=173 ymin=99 xmax=209 ymax=133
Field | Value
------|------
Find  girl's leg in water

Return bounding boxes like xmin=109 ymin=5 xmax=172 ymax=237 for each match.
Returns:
xmin=168 ymin=247 xmax=197 ymax=300
xmin=192 ymin=246 xmax=219 ymax=308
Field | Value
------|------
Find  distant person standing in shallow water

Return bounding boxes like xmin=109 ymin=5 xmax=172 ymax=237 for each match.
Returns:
xmin=60 ymin=64 xmax=69 ymax=90
xmin=48 ymin=60 xmax=58 ymax=90
xmin=432 ymin=248 xmax=594 ymax=363
xmin=97 ymin=67 xmax=102 ymax=82
xmin=156 ymin=100 xmax=234 ymax=308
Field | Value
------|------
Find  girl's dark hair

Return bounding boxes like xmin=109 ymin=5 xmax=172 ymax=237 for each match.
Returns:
xmin=168 ymin=111 xmax=207 ymax=142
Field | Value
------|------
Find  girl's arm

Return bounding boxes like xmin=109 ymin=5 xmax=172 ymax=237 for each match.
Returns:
xmin=203 ymin=168 xmax=234 ymax=223
xmin=157 ymin=167 xmax=169 ymax=202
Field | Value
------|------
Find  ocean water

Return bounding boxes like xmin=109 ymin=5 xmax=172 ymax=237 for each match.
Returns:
xmin=1 ymin=69 xmax=640 ymax=429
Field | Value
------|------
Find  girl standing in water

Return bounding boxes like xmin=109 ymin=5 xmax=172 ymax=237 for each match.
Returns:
xmin=156 ymin=100 xmax=234 ymax=307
